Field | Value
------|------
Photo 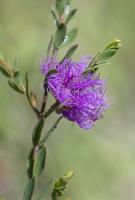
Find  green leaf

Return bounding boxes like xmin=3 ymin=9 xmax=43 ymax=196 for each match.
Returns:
xmin=37 ymin=179 xmax=54 ymax=200
xmin=8 ymin=80 xmax=25 ymax=94
xmin=33 ymin=146 xmax=46 ymax=178
xmin=60 ymin=44 xmax=78 ymax=63
xmin=51 ymin=10 xmax=59 ymax=27
xmin=54 ymin=24 xmax=67 ymax=48
xmin=32 ymin=119 xmax=45 ymax=146
xmin=97 ymin=39 xmax=122 ymax=62
xmin=23 ymin=178 xmax=35 ymax=200
xmin=56 ymin=0 xmax=65 ymax=16
xmin=97 ymin=49 xmax=116 ymax=61
xmin=62 ymin=28 xmax=78 ymax=47
xmin=65 ymin=9 xmax=77 ymax=24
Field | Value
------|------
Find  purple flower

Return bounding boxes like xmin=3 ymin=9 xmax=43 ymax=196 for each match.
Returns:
xmin=41 ymin=56 xmax=108 ymax=129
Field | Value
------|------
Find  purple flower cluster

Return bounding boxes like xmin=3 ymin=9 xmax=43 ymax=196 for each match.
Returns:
xmin=41 ymin=56 xmax=108 ymax=129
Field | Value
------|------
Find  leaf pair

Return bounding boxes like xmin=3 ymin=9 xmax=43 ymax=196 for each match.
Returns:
xmin=0 ymin=58 xmax=26 ymax=93
xmin=27 ymin=119 xmax=46 ymax=180
xmin=32 ymin=120 xmax=46 ymax=178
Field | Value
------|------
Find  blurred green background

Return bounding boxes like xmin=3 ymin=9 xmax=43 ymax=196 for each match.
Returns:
xmin=0 ymin=0 xmax=135 ymax=199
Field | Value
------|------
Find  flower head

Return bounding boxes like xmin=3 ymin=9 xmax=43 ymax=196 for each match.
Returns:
xmin=41 ymin=56 xmax=108 ymax=129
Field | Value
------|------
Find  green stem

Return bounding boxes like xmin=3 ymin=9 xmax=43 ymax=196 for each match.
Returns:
xmin=40 ymin=116 xmax=63 ymax=147
xmin=24 ymin=3 xmax=65 ymax=198
xmin=39 ymin=78 xmax=48 ymax=116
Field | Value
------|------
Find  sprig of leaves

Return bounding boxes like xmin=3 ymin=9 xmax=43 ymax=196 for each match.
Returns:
xmin=51 ymin=0 xmax=78 ymax=61
xmin=84 ymin=39 xmax=122 ymax=74
xmin=0 ymin=58 xmax=26 ymax=94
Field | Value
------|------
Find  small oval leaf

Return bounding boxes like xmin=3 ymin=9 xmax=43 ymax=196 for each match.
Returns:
xmin=51 ymin=10 xmax=59 ymax=27
xmin=62 ymin=28 xmax=78 ymax=47
xmin=33 ymin=146 xmax=46 ymax=178
xmin=60 ymin=44 xmax=78 ymax=63
xmin=97 ymin=49 xmax=117 ymax=61
xmin=56 ymin=0 xmax=65 ymax=16
xmin=65 ymin=9 xmax=77 ymax=25
xmin=54 ymin=24 xmax=67 ymax=48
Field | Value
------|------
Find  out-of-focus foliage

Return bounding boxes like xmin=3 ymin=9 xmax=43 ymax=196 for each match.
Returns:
xmin=0 ymin=0 xmax=135 ymax=200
